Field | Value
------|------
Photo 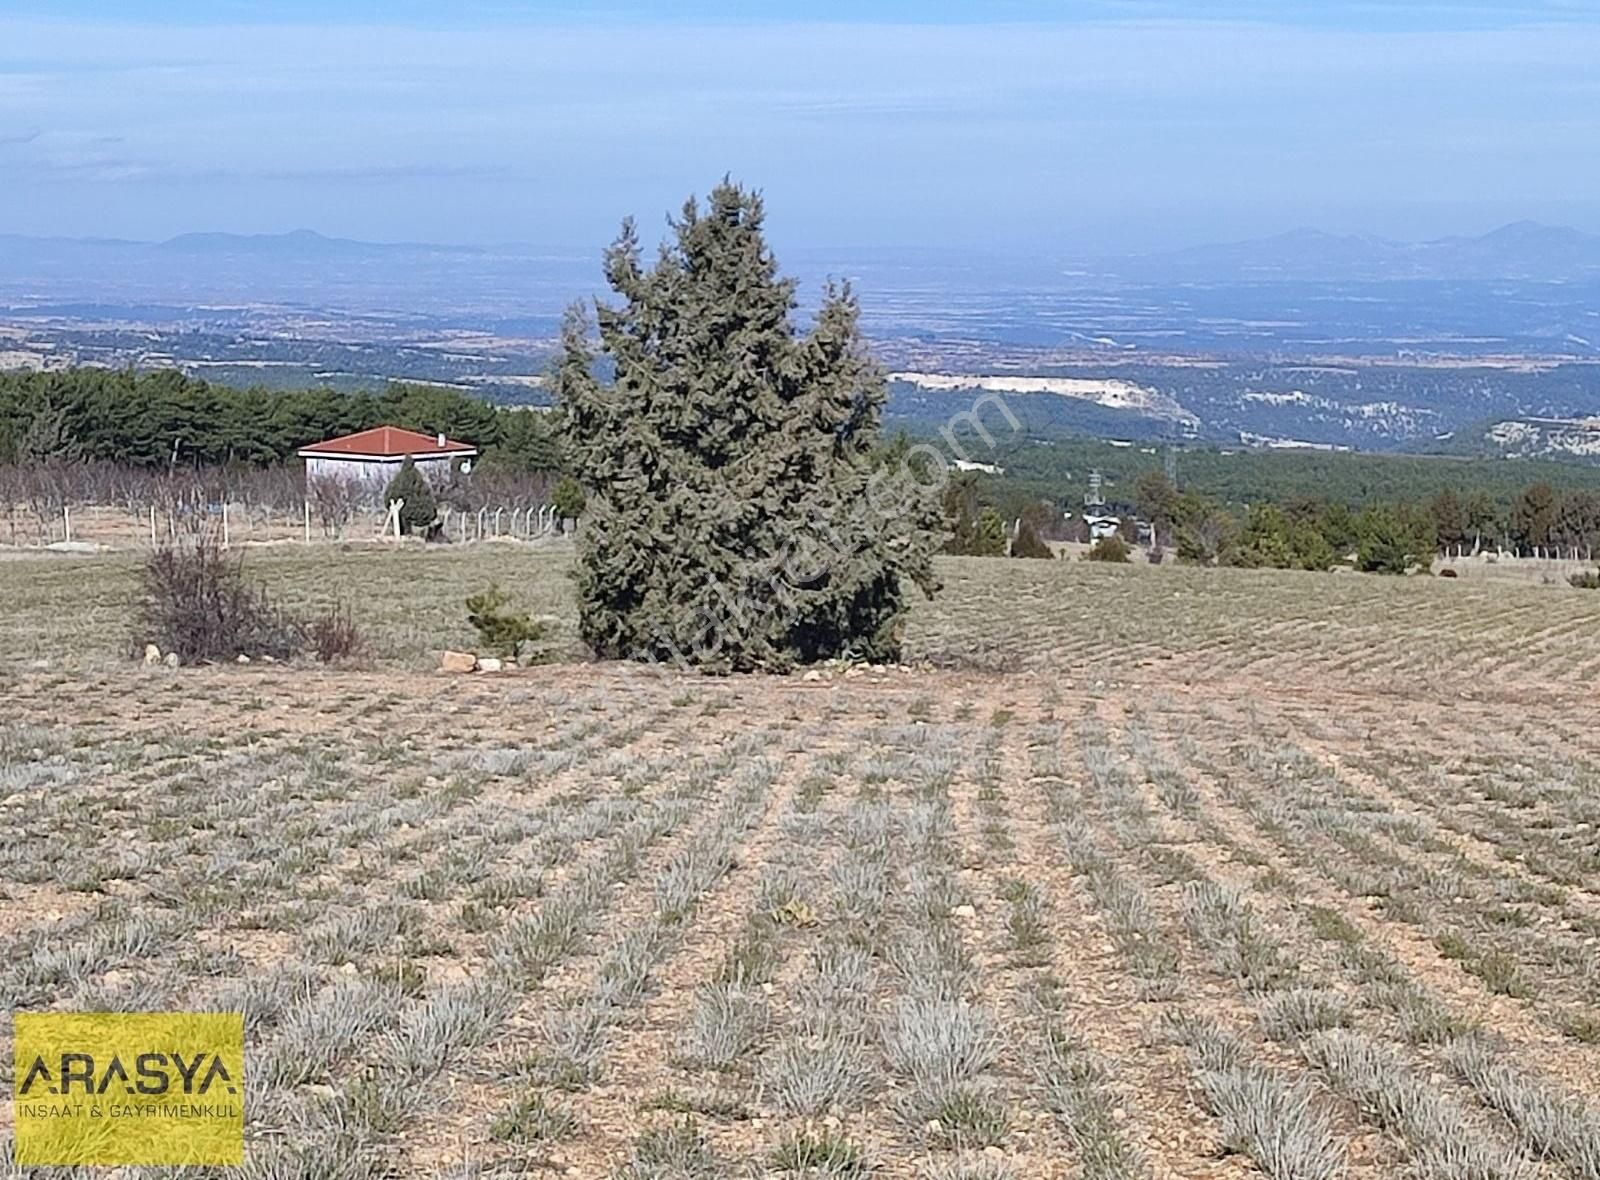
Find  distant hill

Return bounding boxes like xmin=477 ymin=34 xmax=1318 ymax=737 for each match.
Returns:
xmin=5 ymin=221 xmax=1600 ymax=353
xmin=161 ymin=228 xmax=379 ymax=257
xmin=7 ymin=218 xmax=1600 ymax=287
xmin=156 ymin=228 xmax=483 ymax=258
xmin=1121 ymin=221 xmax=1600 ymax=282
xmin=1449 ymin=415 xmax=1600 ymax=464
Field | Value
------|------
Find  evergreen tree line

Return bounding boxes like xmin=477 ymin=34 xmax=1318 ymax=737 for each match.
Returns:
xmin=0 ymin=368 xmax=562 ymax=474
xmin=985 ymin=433 xmax=1600 ymax=514
xmin=1133 ymin=472 xmax=1600 ymax=572
xmin=940 ymin=468 xmax=1600 ymax=571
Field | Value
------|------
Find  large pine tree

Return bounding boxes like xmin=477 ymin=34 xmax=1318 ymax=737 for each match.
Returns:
xmin=556 ymin=181 xmax=942 ymax=671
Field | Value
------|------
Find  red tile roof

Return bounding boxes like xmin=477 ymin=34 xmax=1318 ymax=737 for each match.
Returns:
xmin=297 ymin=425 xmax=477 ymax=459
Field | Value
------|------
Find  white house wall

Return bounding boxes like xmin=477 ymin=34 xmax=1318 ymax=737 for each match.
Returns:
xmin=304 ymin=456 xmax=456 ymax=502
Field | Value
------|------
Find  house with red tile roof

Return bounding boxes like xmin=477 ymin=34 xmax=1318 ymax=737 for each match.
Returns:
xmin=298 ymin=426 xmax=477 ymax=498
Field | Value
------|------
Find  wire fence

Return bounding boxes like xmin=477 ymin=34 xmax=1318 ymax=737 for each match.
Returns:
xmin=2 ymin=500 xmax=570 ymax=551
xmin=0 ymin=461 xmax=566 ymax=551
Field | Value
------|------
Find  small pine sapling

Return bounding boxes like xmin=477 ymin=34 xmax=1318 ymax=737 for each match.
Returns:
xmin=466 ymin=582 xmax=549 ymax=658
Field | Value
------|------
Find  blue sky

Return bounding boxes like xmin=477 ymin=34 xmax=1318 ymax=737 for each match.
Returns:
xmin=2 ymin=2 xmax=1596 ymax=253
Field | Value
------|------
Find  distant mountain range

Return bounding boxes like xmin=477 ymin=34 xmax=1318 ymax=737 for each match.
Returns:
xmin=1121 ymin=221 xmax=1600 ymax=282
xmin=160 ymin=228 xmax=412 ymax=257
xmin=6 ymin=220 xmax=1600 ymax=281
xmin=0 ymin=229 xmax=592 ymax=322
xmin=5 ymin=222 xmax=1600 ymax=354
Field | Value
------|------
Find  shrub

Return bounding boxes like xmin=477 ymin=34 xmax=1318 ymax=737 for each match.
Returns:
xmin=1355 ymin=504 xmax=1435 ymax=574
xmin=135 ymin=536 xmax=361 ymax=665
xmin=1570 ymin=570 xmax=1600 ymax=589
xmin=135 ymin=536 xmax=303 ymax=664
xmin=943 ymin=476 xmax=1007 ymax=557
xmin=307 ymin=474 xmax=359 ymax=538
xmin=1009 ymin=519 xmax=1054 ymax=559
xmin=1086 ymin=535 xmax=1132 ymax=563
xmin=383 ymin=457 xmax=437 ymax=537
xmin=551 ymin=476 xmax=586 ymax=525
xmin=466 ymin=583 xmax=548 ymax=657
xmin=308 ymin=601 xmax=363 ymax=663
xmin=1174 ymin=493 xmax=1238 ymax=565
xmin=1232 ymin=504 xmax=1335 ymax=571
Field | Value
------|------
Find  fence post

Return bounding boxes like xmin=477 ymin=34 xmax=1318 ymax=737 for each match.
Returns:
xmin=303 ymin=501 xmax=311 ymax=545
xmin=63 ymin=505 xmax=71 ymax=543
xmin=222 ymin=502 xmax=230 ymax=549
xmin=150 ymin=505 xmax=157 ymax=547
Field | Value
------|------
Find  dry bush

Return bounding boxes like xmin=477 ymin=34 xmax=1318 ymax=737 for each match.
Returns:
xmin=136 ymin=535 xmax=304 ymax=664
xmin=308 ymin=601 xmax=364 ymax=663
xmin=134 ymin=535 xmax=362 ymax=664
xmin=308 ymin=474 xmax=362 ymax=537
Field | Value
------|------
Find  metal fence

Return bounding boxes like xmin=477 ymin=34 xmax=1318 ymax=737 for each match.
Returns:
xmin=3 ymin=501 xmax=568 ymax=551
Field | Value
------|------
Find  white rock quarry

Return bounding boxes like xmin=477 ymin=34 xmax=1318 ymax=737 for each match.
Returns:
xmin=890 ymin=371 xmax=1199 ymax=427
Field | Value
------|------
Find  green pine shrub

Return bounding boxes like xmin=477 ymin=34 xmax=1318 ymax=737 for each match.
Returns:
xmin=1086 ymin=535 xmax=1132 ymax=563
xmin=465 ymin=583 xmax=548 ymax=658
xmin=383 ymin=457 xmax=437 ymax=537
xmin=551 ymin=476 xmax=586 ymax=525
xmin=1010 ymin=519 xmax=1054 ymax=559
xmin=1355 ymin=504 xmax=1435 ymax=574
xmin=942 ymin=476 xmax=1006 ymax=556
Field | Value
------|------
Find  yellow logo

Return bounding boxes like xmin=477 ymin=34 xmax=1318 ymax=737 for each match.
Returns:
xmin=13 ymin=1012 xmax=244 ymax=1166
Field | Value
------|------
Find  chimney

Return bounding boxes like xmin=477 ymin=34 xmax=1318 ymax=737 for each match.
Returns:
xmin=436 ymin=433 xmax=446 ymax=447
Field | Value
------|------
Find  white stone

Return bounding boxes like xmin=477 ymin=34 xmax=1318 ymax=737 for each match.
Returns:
xmin=952 ymin=904 xmax=977 ymax=919
xmin=142 ymin=644 xmax=161 ymax=665
xmin=476 ymin=657 xmax=504 ymax=673
xmin=163 ymin=652 xmax=180 ymax=668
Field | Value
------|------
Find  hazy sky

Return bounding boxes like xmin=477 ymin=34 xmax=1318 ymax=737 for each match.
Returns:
xmin=3 ymin=2 xmax=1597 ymax=253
